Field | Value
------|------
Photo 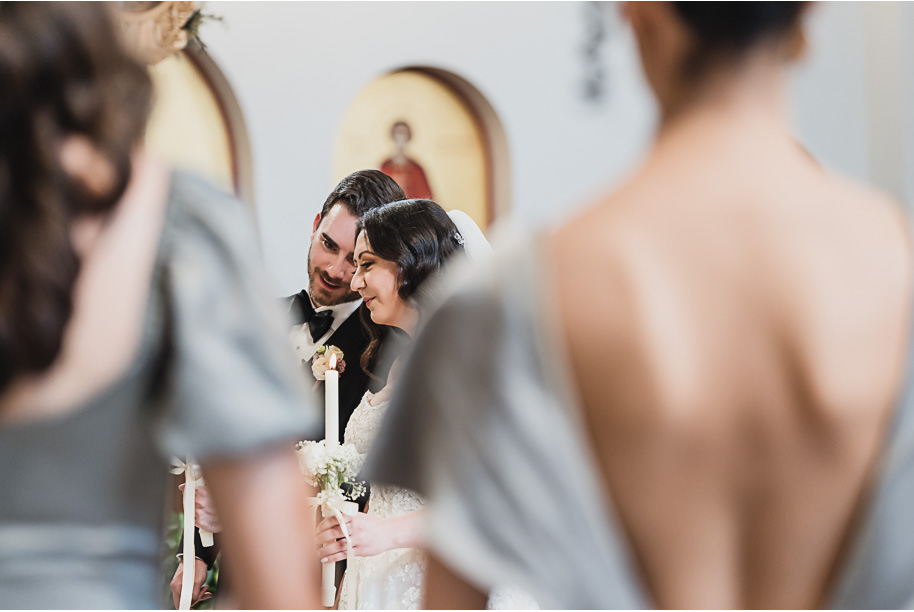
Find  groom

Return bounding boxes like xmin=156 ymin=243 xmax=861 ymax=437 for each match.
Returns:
xmin=285 ymin=169 xmax=404 ymax=441
xmin=171 ymin=169 xmax=405 ymax=608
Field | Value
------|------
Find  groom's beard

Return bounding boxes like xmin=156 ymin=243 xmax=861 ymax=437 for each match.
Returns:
xmin=307 ymin=250 xmax=360 ymax=307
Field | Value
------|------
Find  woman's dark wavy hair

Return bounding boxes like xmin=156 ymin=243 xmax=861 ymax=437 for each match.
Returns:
xmin=672 ymin=2 xmax=806 ymax=75
xmin=356 ymin=199 xmax=466 ymax=378
xmin=0 ymin=2 xmax=152 ymax=393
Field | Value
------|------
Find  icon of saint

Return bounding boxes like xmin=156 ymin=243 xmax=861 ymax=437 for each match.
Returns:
xmin=379 ymin=121 xmax=433 ymax=199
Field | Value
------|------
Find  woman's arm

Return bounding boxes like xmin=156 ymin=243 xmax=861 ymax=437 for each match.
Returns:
xmin=203 ymin=446 xmax=320 ymax=609
xmin=425 ymin=553 xmax=487 ymax=610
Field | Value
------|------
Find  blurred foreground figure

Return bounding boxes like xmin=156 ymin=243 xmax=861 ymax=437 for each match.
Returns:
xmin=369 ymin=2 xmax=914 ymax=609
xmin=0 ymin=3 xmax=319 ymax=608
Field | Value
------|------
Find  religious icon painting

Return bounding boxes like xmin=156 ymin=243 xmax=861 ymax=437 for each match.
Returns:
xmin=379 ymin=120 xmax=434 ymax=201
xmin=332 ymin=69 xmax=496 ymax=230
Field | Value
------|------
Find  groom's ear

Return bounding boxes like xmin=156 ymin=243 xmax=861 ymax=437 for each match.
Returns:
xmin=312 ymin=213 xmax=322 ymax=237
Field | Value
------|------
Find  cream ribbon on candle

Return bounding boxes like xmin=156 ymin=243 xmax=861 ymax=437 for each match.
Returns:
xmin=170 ymin=457 xmax=214 ymax=610
xmin=170 ymin=458 xmax=215 ymax=546
xmin=310 ymin=490 xmax=358 ymax=608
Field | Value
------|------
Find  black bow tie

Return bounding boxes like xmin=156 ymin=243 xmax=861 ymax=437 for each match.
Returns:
xmin=303 ymin=302 xmax=334 ymax=340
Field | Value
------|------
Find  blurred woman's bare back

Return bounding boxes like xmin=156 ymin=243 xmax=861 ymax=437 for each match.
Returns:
xmin=551 ymin=111 xmax=911 ymax=608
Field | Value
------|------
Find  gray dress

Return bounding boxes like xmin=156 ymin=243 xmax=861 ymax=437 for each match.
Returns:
xmin=367 ymin=229 xmax=914 ymax=609
xmin=0 ymin=173 xmax=318 ymax=609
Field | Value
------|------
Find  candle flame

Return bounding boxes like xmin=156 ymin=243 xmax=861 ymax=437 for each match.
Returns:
xmin=329 ymin=353 xmax=338 ymax=370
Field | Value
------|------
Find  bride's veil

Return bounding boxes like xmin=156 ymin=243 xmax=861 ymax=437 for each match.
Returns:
xmin=407 ymin=208 xmax=491 ymax=326
xmin=447 ymin=209 xmax=492 ymax=261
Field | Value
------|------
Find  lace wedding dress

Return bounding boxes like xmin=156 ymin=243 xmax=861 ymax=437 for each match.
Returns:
xmin=338 ymin=391 xmax=426 ymax=610
xmin=337 ymin=391 xmax=538 ymax=610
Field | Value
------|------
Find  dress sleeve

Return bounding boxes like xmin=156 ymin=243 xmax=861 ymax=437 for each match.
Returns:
xmin=366 ymin=232 xmax=645 ymax=609
xmin=153 ymin=173 xmax=319 ymax=461
xmin=364 ymin=243 xmax=553 ymax=600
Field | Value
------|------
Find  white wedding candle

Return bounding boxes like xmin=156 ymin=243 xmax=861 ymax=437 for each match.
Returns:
xmin=325 ymin=354 xmax=339 ymax=445
xmin=179 ymin=458 xmax=197 ymax=610
xmin=322 ymin=354 xmax=340 ymax=607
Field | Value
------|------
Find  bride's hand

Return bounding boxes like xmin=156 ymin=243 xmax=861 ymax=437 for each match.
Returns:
xmin=316 ymin=513 xmax=392 ymax=563
xmin=316 ymin=511 xmax=422 ymax=563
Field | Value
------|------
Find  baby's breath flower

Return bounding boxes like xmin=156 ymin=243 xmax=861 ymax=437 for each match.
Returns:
xmin=295 ymin=440 xmax=366 ymax=501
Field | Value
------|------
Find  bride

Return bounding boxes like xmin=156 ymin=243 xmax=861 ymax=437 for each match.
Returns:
xmin=316 ymin=200 xmax=534 ymax=610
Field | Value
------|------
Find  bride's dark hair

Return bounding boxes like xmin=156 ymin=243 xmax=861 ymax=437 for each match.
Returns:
xmin=356 ymin=199 xmax=466 ymax=378
xmin=0 ymin=3 xmax=152 ymax=393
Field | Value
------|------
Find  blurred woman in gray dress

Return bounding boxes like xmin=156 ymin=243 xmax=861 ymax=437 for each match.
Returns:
xmin=0 ymin=3 xmax=319 ymax=608
xmin=369 ymin=2 xmax=914 ymax=609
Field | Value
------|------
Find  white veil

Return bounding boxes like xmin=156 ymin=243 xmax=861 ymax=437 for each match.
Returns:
xmin=447 ymin=209 xmax=492 ymax=262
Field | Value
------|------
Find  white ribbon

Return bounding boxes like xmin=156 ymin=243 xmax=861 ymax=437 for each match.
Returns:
xmin=311 ymin=490 xmax=358 ymax=608
xmin=170 ymin=456 xmax=213 ymax=610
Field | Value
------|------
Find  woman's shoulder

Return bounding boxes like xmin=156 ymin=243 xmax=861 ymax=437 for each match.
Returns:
xmin=363 ymin=389 xmax=390 ymax=409
xmin=812 ymin=172 xmax=911 ymax=308
xmin=812 ymin=171 xmax=906 ymax=234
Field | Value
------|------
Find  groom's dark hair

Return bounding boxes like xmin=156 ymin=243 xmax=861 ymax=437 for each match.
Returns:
xmin=320 ymin=169 xmax=405 ymax=219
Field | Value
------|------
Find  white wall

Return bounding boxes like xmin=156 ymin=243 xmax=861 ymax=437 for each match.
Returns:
xmin=791 ymin=2 xmax=913 ymax=203
xmin=902 ymin=3 xmax=914 ymax=206
xmin=790 ymin=2 xmax=869 ymax=184
xmin=201 ymin=1 xmax=910 ymax=295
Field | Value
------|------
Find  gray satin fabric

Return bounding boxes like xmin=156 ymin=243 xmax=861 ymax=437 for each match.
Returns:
xmin=368 ymin=229 xmax=914 ymax=609
xmin=0 ymin=173 xmax=318 ymax=609
xmin=0 ymin=524 xmax=162 ymax=609
xmin=828 ymin=326 xmax=914 ymax=609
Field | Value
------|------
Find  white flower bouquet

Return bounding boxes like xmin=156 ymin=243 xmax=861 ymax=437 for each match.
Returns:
xmin=297 ymin=440 xmax=365 ymax=605
xmin=295 ymin=439 xmax=366 ymax=501
xmin=297 ymin=439 xmax=364 ymax=606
